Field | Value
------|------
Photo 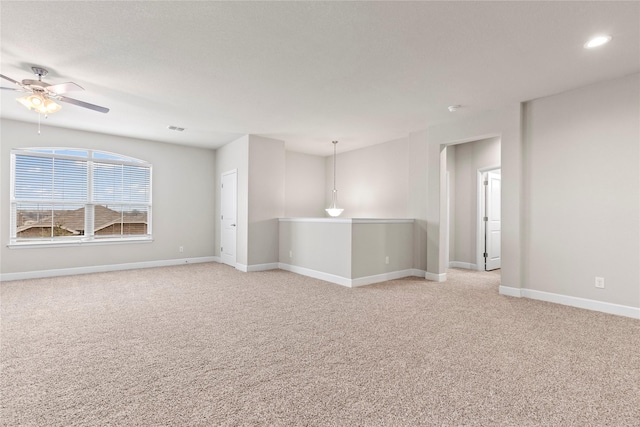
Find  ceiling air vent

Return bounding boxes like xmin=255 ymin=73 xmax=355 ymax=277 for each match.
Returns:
xmin=168 ymin=125 xmax=185 ymax=132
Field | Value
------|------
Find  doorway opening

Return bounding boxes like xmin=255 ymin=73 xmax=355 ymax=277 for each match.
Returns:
xmin=444 ymin=136 xmax=501 ymax=274
xmin=477 ymin=167 xmax=501 ymax=271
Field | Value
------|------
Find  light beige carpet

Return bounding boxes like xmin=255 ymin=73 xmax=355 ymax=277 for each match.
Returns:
xmin=1 ymin=263 xmax=639 ymax=426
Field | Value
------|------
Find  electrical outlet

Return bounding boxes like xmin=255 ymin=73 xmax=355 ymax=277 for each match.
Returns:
xmin=179 ymin=246 xmax=184 ymax=253
xmin=595 ymin=277 xmax=605 ymax=289
xmin=385 ymin=256 xmax=389 ymax=264
xmin=289 ymin=250 xmax=293 ymax=258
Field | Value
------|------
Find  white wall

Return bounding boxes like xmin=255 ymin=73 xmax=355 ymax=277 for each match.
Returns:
xmin=449 ymin=137 xmax=501 ymax=265
xmin=523 ymin=73 xmax=639 ymax=308
xmin=284 ymin=151 xmax=325 ymax=217
xmin=1 ymin=119 xmax=216 ymax=277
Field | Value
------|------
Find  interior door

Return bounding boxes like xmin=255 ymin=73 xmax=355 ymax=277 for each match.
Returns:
xmin=485 ymin=171 xmax=501 ymax=270
xmin=221 ymin=170 xmax=237 ymax=267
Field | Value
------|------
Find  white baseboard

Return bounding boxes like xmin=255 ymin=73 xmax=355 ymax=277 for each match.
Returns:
xmin=410 ymin=269 xmax=428 ymax=279
xmin=350 ymin=269 xmax=426 ymax=287
xmin=246 ymin=263 xmax=279 ymax=272
xmin=499 ymin=285 xmax=640 ymax=319
xmin=278 ymin=263 xmax=351 ymax=287
xmin=0 ymin=256 xmax=219 ymax=282
xmin=236 ymin=263 xmax=279 ymax=272
xmin=425 ymin=271 xmax=447 ymax=282
xmin=498 ymin=285 xmax=523 ymax=298
xmin=278 ymin=264 xmax=425 ymax=288
xmin=449 ymin=261 xmax=478 ymax=270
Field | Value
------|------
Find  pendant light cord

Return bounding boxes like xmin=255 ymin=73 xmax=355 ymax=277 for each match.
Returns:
xmin=332 ymin=141 xmax=337 ymax=190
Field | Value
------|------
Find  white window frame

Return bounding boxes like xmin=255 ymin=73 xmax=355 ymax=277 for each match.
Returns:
xmin=9 ymin=148 xmax=153 ymax=248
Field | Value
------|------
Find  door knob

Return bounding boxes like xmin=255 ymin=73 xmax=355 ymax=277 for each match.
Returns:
xmin=231 ymin=224 xmax=236 ymax=227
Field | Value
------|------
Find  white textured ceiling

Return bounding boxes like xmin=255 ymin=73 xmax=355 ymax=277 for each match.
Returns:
xmin=1 ymin=1 xmax=638 ymax=156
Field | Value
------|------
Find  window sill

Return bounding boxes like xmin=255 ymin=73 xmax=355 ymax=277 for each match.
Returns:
xmin=7 ymin=237 xmax=154 ymax=249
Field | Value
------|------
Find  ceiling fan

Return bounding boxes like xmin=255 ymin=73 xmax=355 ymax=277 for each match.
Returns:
xmin=1 ymin=66 xmax=109 ymax=114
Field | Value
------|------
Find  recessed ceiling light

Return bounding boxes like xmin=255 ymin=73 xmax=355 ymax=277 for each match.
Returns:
xmin=448 ymin=105 xmax=462 ymax=112
xmin=584 ymin=35 xmax=612 ymax=49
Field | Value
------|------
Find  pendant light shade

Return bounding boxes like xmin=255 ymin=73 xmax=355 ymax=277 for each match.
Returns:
xmin=326 ymin=140 xmax=344 ymax=217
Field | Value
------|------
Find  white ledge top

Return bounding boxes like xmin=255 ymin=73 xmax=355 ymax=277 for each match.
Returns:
xmin=279 ymin=218 xmax=414 ymax=224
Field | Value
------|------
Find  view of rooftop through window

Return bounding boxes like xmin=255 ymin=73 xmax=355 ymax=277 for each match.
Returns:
xmin=10 ymin=148 xmax=152 ymax=244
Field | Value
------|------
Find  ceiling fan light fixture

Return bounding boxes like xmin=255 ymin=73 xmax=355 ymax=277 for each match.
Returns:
xmin=44 ymin=98 xmax=61 ymax=113
xmin=17 ymin=95 xmax=33 ymax=110
xmin=16 ymin=93 xmax=61 ymax=114
xmin=30 ymin=94 xmax=43 ymax=106
xmin=17 ymin=94 xmax=44 ymax=110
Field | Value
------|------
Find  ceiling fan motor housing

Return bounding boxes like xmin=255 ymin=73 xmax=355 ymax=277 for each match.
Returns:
xmin=31 ymin=67 xmax=49 ymax=78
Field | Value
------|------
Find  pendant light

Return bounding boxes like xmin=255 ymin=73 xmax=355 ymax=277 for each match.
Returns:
xmin=325 ymin=140 xmax=344 ymax=217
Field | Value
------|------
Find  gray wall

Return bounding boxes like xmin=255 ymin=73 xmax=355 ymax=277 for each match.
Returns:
xmin=214 ymin=134 xmax=285 ymax=269
xmin=1 ymin=119 xmax=216 ymax=275
xmin=425 ymin=104 xmax=522 ymax=285
xmin=285 ymin=151 xmax=325 ymax=217
xmin=279 ymin=219 xmax=414 ymax=281
xmin=248 ymin=135 xmax=285 ymax=266
xmin=407 ymin=130 xmax=429 ymax=272
xmin=322 ymin=136 xmax=429 ymax=271
xmin=446 ymin=145 xmax=456 ymax=263
xmin=214 ymin=135 xmax=249 ymax=265
xmin=279 ymin=220 xmax=352 ymax=278
xmin=523 ymin=73 xmax=639 ymax=308
xmin=351 ymin=222 xmax=414 ymax=278
xmin=328 ymin=138 xmax=409 ymax=218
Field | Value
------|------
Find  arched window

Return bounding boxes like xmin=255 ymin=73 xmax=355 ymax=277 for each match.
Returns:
xmin=10 ymin=148 xmax=152 ymax=246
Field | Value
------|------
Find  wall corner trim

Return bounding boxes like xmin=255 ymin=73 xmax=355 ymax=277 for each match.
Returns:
xmin=425 ymin=271 xmax=447 ymax=282
xmin=499 ymin=285 xmax=523 ymax=297
xmin=245 ymin=263 xmax=279 ymax=272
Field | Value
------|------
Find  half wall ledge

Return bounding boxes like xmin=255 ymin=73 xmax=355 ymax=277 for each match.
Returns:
xmin=278 ymin=218 xmax=424 ymax=287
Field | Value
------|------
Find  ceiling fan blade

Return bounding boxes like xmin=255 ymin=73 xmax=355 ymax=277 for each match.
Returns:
xmin=57 ymin=95 xmax=109 ymax=113
xmin=47 ymin=82 xmax=84 ymax=94
xmin=1 ymin=74 xmax=21 ymax=86
xmin=1 ymin=86 xmax=21 ymax=91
